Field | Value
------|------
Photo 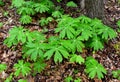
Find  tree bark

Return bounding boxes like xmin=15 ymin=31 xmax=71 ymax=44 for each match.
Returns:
xmin=85 ymin=0 xmax=105 ymax=21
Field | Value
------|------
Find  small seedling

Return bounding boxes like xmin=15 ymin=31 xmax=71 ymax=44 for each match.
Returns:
xmin=14 ymin=60 xmax=31 ymax=77
xmin=3 ymin=11 xmax=9 ymax=17
xmin=64 ymin=76 xmax=73 ymax=82
xmin=112 ymin=69 xmax=120 ymax=80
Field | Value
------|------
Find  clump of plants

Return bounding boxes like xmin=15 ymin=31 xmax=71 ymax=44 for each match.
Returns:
xmin=12 ymin=0 xmax=55 ymax=24
xmin=3 ymin=15 xmax=117 ymax=81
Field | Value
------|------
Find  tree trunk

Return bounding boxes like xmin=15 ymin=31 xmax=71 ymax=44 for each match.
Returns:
xmin=85 ymin=0 xmax=105 ymax=21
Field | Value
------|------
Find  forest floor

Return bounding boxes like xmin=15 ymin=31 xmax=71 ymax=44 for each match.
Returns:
xmin=0 ymin=0 xmax=120 ymax=82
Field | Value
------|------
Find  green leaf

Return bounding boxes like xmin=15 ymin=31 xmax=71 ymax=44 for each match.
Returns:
xmin=66 ymin=1 xmax=77 ymax=7
xmin=14 ymin=60 xmax=31 ymax=77
xmin=39 ymin=17 xmax=53 ymax=26
xmin=25 ymin=31 xmax=33 ymax=42
xmin=39 ymin=17 xmax=48 ymax=26
xmin=17 ymin=6 xmax=35 ymax=15
xmin=4 ymin=37 xmax=17 ymax=47
xmin=85 ymin=56 xmax=98 ymax=66
xmin=117 ymin=20 xmax=120 ymax=27
xmin=76 ymin=55 xmax=84 ymax=64
xmin=34 ymin=3 xmax=49 ymax=13
xmin=44 ymin=46 xmax=69 ymax=63
xmin=24 ymin=1 xmax=35 ymax=7
xmin=44 ymin=48 xmax=55 ymax=60
xmin=117 ymin=20 xmax=120 ymax=32
xmin=52 ymin=11 xmax=62 ymax=18
xmin=4 ymin=26 xmax=27 ymax=47
xmin=48 ymin=36 xmax=60 ymax=42
xmin=55 ymin=15 xmax=78 ymax=39
xmin=97 ymin=25 xmax=117 ymax=39
xmin=85 ymin=56 xmax=106 ymax=79
xmin=46 ymin=17 xmax=53 ymax=22
xmin=56 ymin=25 xmax=76 ymax=39
xmin=58 ymin=47 xmax=69 ymax=58
xmin=112 ymin=70 xmax=120 ymax=80
xmin=74 ymin=78 xmax=81 ymax=82
xmin=23 ymin=42 xmax=46 ymax=61
xmin=77 ymin=24 xmax=93 ymax=41
xmin=40 ymin=0 xmax=54 ymax=11
xmin=30 ymin=31 xmax=46 ymax=42
xmin=0 ymin=63 xmax=7 ymax=72
xmin=78 ymin=15 xmax=91 ymax=24
xmin=60 ymin=40 xmax=73 ymax=52
xmin=20 ymin=15 xmax=32 ymax=24
xmin=90 ymin=18 xmax=103 ymax=28
xmin=18 ymin=79 xmax=27 ymax=82
xmin=44 ymin=40 xmax=69 ymax=63
xmin=56 ymin=0 xmax=62 ymax=2
xmin=70 ymin=54 xmax=84 ymax=64
xmin=54 ymin=50 xmax=63 ymax=63
xmin=70 ymin=37 xmax=85 ymax=53
xmin=12 ymin=0 xmax=25 ymax=8
xmin=5 ymin=73 xmax=13 ymax=82
xmin=64 ymin=76 xmax=73 ymax=82
xmin=0 ymin=0 xmax=4 ymax=6
xmin=33 ymin=58 xmax=46 ymax=74
xmin=90 ymin=37 xmax=104 ymax=51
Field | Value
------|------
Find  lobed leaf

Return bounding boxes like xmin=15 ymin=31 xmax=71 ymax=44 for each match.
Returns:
xmin=20 ymin=15 xmax=32 ymax=24
xmin=70 ymin=54 xmax=84 ymax=64
xmin=70 ymin=38 xmax=85 ymax=53
xmin=64 ymin=76 xmax=73 ymax=82
xmin=85 ymin=56 xmax=106 ymax=79
xmin=112 ymin=70 xmax=120 ymax=80
xmin=24 ymin=42 xmax=46 ymax=61
xmin=34 ymin=3 xmax=49 ymax=13
xmin=78 ymin=15 xmax=91 ymax=24
xmin=44 ymin=40 xmax=69 ymax=63
xmin=66 ymin=1 xmax=77 ymax=7
xmin=4 ymin=26 xmax=27 ymax=47
xmin=97 ymin=25 xmax=117 ymax=39
xmin=33 ymin=58 xmax=46 ymax=74
xmin=12 ymin=0 xmax=25 ymax=8
xmin=89 ymin=37 xmax=104 ymax=51
xmin=55 ymin=15 xmax=79 ymax=39
xmin=17 ymin=7 xmax=35 ymax=15
xmin=14 ymin=60 xmax=31 ymax=77
xmin=52 ymin=11 xmax=62 ymax=18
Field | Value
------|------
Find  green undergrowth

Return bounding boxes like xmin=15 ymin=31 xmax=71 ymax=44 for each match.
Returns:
xmin=112 ymin=69 xmax=120 ymax=80
xmin=1 ymin=0 xmax=119 ymax=81
xmin=65 ymin=76 xmax=81 ymax=82
xmin=0 ymin=0 xmax=4 ymax=6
